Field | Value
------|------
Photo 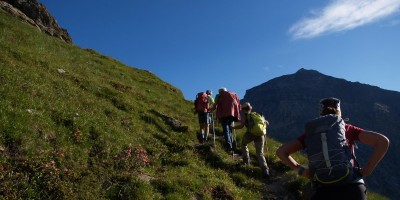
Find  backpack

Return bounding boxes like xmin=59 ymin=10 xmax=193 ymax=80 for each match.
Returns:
xmin=305 ymin=114 xmax=357 ymax=186
xmin=247 ymin=112 xmax=267 ymax=136
xmin=194 ymin=92 xmax=209 ymax=112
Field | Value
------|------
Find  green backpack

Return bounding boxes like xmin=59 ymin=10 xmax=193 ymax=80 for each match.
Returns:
xmin=247 ymin=112 xmax=267 ymax=136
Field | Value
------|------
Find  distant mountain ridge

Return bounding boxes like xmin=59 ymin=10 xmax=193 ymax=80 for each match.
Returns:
xmin=243 ymin=68 xmax=399 ymax=199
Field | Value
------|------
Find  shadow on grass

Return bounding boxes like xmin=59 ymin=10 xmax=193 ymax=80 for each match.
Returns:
xmin=194 ymin=141 xmax=263 ymax=181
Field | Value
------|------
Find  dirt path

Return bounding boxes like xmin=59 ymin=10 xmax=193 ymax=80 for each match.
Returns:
xmin=262 ymin=168 xmax=298 ymax=200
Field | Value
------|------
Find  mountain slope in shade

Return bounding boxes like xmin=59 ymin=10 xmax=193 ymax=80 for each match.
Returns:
xmin=243 ymin=68 xmax=399 ymax=199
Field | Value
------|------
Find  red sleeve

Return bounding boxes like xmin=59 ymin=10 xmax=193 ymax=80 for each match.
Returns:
xmin=345 ymin=124 xmax=364 ymax=144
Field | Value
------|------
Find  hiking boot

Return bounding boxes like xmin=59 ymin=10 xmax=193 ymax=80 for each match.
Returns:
xmin=197 ymin=132 xmax=204 ymax=143
xmin=262 ymin=169 xmax=270 ymax=178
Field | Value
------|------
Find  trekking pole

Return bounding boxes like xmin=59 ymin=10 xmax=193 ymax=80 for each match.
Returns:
xmin=229 ymin=121 xmax=233 ymax=158
xmin=231 ymin=122 xmax=236 ymax=159
xmin=212 ymin=113 xmax=216 ymax=148
xmin=233 ymin=124 xmax=237 ymax=150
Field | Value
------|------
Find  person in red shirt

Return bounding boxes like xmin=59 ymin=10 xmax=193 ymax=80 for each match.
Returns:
xmin=276 ymin=97 xmax=389 ymax=200
xmin=211 ymin=87 xmax=241 ymax=152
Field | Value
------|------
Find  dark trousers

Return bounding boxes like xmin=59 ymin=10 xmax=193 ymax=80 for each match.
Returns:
xmin=311 ymin=183 xmax=367 ymax=200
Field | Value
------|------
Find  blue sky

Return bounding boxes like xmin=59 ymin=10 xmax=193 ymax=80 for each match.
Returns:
xmin=39 ymin=0 xmax=400 ymax=100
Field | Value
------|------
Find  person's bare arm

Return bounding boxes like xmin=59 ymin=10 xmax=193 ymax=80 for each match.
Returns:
xmin=276 ymin=139 xmax=310 ymax=178
xmin=358 ymin=130 xmax=389 ymax=177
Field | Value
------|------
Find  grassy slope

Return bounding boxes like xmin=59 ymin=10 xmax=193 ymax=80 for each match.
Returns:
xmin=0 ymin=11 xmax=389 ymax=200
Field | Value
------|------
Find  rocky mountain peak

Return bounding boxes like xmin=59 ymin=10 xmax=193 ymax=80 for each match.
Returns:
xmin=294 ymin=68 xmax=321 ymax=76
xmin=0 ymin=0 xmax=72 ymax=43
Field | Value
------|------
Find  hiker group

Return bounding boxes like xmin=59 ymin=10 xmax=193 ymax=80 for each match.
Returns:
xmin=194 ymin=88 xmax=270 ymax=178
xmin=194 ymin=90 xmax=389 ymax=200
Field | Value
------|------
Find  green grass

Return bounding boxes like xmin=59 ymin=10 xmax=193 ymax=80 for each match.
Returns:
xmin=0 ymin=10 xmax=390 ymax=200
xmin=0 ymin=10 xmax=261 ymax=199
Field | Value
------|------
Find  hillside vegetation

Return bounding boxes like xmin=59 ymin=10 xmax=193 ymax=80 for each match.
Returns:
xmin=0 ymin=11 xmax=389 ymax=200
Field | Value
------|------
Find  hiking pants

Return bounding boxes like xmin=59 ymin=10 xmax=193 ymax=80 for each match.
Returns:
xmin=311 ymin=183 xmax=367 ymax=200
xmin=241 ymin=132 xmax=268 ymax=170
xmin=220 ymin=116 xmax=235 ymax=150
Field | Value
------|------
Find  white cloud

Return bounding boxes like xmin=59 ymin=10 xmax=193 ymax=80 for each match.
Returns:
xmin=289 ymin=0 xmax=400 ymax=39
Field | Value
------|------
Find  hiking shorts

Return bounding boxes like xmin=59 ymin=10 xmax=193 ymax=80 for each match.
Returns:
xmin=198 ymin=112 xmax=211 ymax=124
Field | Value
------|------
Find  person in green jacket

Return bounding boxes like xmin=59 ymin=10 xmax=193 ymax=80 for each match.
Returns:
xmin=232 ymin=102 xmax=270 ymax=178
